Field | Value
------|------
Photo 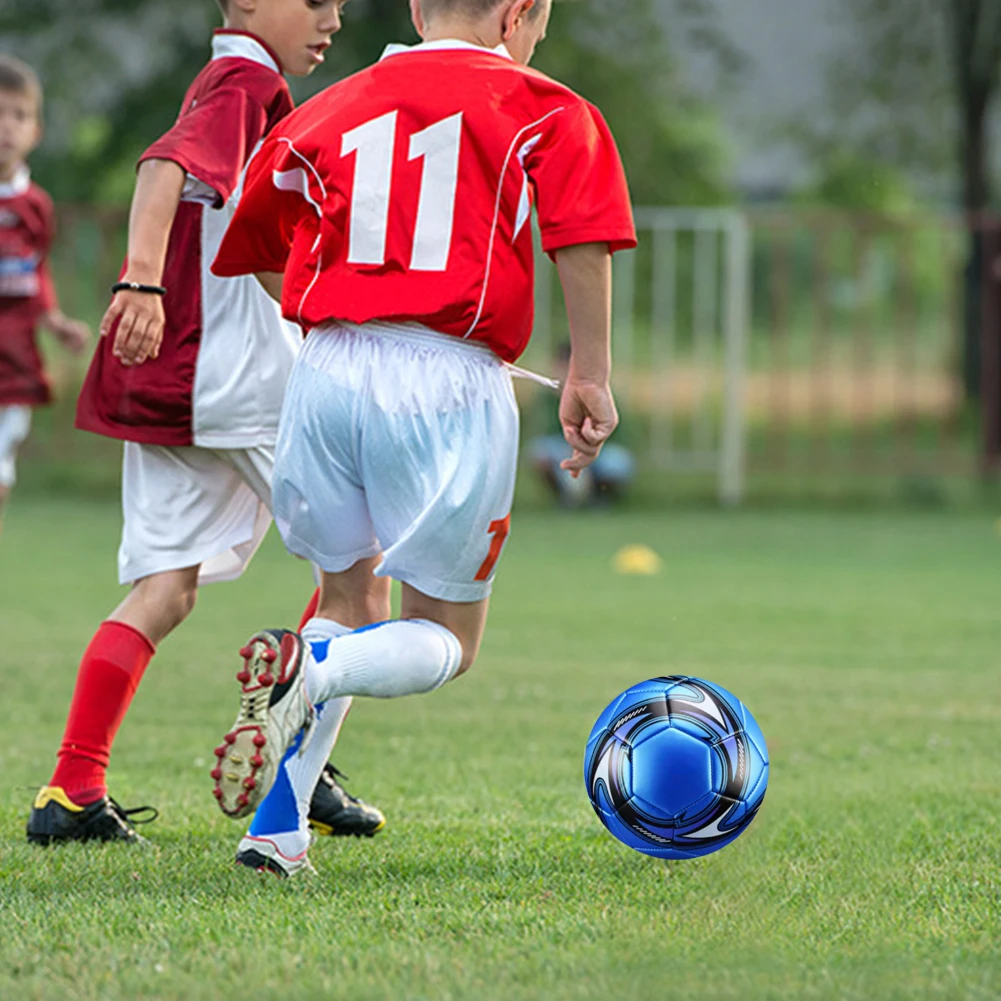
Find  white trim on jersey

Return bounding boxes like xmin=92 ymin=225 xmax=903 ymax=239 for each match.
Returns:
xmin=380 ymin=39 xmax=513 ymax=62
xmin=272 ymin=137 xmax=329 ymax=326
xmin=212 ymin=32 xmax=281 ymax=73
xmin=463 ymin=107 xmax=565 ymax=339
xmin=192 ymin=135 xmax=299 ymax=448
xmin=181 ymin=174 xmax=219 ymax=206
xmin=0 ymin=166 xmax=31 ymax=199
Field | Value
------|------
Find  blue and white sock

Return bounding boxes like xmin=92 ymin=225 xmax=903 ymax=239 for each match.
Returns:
xmin=304 ymin=618 xmax=463 ymax=705
xmin=245 ymin=618 xmax=353 ymax=856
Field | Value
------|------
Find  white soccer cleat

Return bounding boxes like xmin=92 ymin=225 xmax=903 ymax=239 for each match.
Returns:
xmin=234 ymin=834 xmax=315 ymax=878
xmin=211 ymin=630 xmax=314 ymax=819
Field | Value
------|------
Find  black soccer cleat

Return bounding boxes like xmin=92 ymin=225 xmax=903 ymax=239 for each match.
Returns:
xmin=26 ymin=786 xmax=158 ymax=846
xmin=235 ymin=847 xmax=294 ymax=878
xmin=234 ymin=837 xmax=314 ymax=878
xmin=308 ymin=764 xmax=386 ymax=838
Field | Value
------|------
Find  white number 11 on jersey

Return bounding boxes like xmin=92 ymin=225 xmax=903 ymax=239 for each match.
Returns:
xmin=340 ymin=110 xmax=463 ymax=272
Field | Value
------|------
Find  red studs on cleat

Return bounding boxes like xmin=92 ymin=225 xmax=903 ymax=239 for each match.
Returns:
xmin=214 ymin=745 xmax=227 ymax=758
xmin=261 ymin=649 xmax=278 ymax=664
xmin=251 ymin=754 xmax=263 ymax=768
xmin=253 ymin=734 xmax=267 ymax=748
xmin=237 ymin=669 xmax=252 ymax=684
xmin=239 ymin=645 xmax=254 ymax=659
xmin=237 ymin=794 xmax=249 ymax=808
xmin=243 ymin=778 xmax=257 ymax=791
xmin=258 ymin=673 xmax=275 ymax=687
xmin=224 ymin=732 xmax=236 ymax=745
xmin=213 ymin=787 xmax=224 ymax=800
xmin=211 ymin=768 xmax=222 ymax=781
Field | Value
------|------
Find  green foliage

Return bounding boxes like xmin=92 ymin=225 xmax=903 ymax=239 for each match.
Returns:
xmin=1 ymin=0 xmax=731 ymax=207
xmin=797 ymin=152 xmax=921 ymax=216
xmin=2 ymin=501 xmax=1001 ymax=999
xmin=535 ymin=0 xmax=730 ymax=205
xmin=816 ymin=0 xmax=954 ymax=191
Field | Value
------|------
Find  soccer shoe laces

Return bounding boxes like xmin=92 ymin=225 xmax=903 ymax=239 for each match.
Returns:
xmin=108 ymin=799 xmax=159 ymax=826
xmin=321 ymin=763 xmax=362 ymax=803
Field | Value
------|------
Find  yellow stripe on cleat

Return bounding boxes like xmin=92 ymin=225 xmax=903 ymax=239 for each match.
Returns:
xmin=33 ymin=786 xmax=85 ymax=812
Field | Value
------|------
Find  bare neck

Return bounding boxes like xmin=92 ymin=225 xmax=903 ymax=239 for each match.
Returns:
xmin=222 ymin=13 xmax=255 ymax=34
xmin=421 ymin=17 xmax=501 ymax=50
xmin=0 ymin=160 xmax=22 ymax=185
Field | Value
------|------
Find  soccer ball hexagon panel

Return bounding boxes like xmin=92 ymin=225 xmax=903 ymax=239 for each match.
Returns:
xmin=584 ymin=676 xmax=769 ymax=860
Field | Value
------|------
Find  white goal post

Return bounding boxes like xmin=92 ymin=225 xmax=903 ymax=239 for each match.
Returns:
xmin=528 ymin=208 xmax=751 ymax=506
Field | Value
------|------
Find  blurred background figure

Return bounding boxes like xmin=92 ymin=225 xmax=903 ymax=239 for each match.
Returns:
xmin=529 ymin=344 xmax=636 ymax=508
xmin=0 ymin=54 xmax=89 ymax=538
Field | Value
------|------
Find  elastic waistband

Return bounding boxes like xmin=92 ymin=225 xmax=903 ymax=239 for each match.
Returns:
xmin=313 ymin=320 xmax=500 ymax=361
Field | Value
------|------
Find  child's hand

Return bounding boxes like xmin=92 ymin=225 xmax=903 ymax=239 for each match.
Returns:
xmin=101 ymin=290 xmax=165 ymax=367
xmin=558 ymin=377 xmax=618 ymax=477
xmin=43 ymin=311 xmax=92 ymax=355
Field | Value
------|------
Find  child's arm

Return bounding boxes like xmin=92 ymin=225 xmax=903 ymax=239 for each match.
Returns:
xmin=553 ymin=242 xmax=619 ymax=477
xmin=40 ymin=309 xmax=90 ymax=355
xmin=255 ymin=271 xmax=284 ymax=303
xmin=100 ymin=158 xmax=186 ymax=367
xmin=34 ymin=257 xmax=90 ymax=354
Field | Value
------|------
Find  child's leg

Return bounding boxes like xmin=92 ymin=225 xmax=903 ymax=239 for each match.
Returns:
xmin=243 ymin=560 xmax=389 ymax=860
xmin=49 ymin=566 xmax=200 ymax=805
xmin=0 ymin=405 xmax=32 ymax=540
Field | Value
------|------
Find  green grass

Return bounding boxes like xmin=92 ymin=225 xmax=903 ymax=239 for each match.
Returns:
xmin=1 ymin=498 xmax=1000 ymax=1000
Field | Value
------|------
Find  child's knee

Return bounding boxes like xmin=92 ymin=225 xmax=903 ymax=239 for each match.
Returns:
xmin=135 ymin=572 xmax=199 ymax=631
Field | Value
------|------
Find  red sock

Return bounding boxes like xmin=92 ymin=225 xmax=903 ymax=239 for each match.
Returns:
xmin=298 ymin=588 xmax=320 ymax=631
xmin=49 ymin=621 xmax=155 ymax=805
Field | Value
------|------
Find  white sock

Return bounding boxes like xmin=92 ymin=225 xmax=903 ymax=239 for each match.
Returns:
xmin=305 ymin=618 xmax=463 ymax=704
xmin=246 ymin=617 xmax=353 ymax=849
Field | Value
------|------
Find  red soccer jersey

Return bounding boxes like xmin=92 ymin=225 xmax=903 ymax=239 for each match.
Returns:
xmin=0 ymin=168 xmax=58 ymax=407
xmin=76 ymin=31 xmax=297 ymax=447
xmin=213 ymin=40 xmax=637 ymax=362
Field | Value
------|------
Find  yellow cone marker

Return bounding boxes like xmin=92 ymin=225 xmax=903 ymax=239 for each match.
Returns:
xmin=613 ymin=544 xmax=662 ymax=575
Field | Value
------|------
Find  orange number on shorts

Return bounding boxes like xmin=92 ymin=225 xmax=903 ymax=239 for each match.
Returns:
xmin=474 ymin=514 xmax=511 ymax=581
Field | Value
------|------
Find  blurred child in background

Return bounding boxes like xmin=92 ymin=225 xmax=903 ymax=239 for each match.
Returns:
xmin=0 ymin=55 xmax=90 ymax=537
xmin=529 ymin=344 xmax=635 ymax=507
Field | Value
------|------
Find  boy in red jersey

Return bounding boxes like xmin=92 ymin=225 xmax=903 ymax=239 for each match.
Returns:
xmin=209 ymin=0 xmax=636 ymax=875
xmin=27 ymin=0 xmax=386 ymax=847
xmin=0 ymin=57 xmax=90 ymax=536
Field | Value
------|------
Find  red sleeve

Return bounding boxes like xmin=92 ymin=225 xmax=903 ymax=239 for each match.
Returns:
xmin=140 ymin=86 xmax=270 ymax=208
xmin=212 ymin=134 xmax=321 ymax=277
xmin=528 ymin=99 xmax=637 ymax=257
xmin=37 ymin=260 xmax=57 ymax=313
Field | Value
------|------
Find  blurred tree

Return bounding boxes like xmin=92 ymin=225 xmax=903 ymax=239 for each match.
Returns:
xmin=807 ymin=0 xmax=1001 ymax=399
xmin=535 ymin=0 xmax=732 ymax=204
xmin=1 ymin=0 xmax=734 ymax=207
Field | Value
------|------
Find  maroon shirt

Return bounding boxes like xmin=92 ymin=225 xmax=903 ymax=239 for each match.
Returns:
xmin=75 ymin=30 xmax=294 ymax=445
xmin=0 ymin=169 xmax=58 ymax=406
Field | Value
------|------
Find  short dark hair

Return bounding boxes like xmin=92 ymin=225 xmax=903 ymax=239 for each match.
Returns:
xmin=0 ymin=54 xmax=42 ymax=113
xmin=421 ymin=0 xmax=546 ymax=21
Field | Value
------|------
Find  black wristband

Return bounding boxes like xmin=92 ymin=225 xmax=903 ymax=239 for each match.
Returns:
xmin=112 ymin=281 xmax=167 ymax=296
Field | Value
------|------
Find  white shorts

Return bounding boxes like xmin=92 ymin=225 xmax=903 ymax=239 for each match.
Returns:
xmin=0 ymin=405 xmax=32 ymax=489
xmin=273 ymin=322 xmax=520 ymax=603
xmin=119 ymin=442 xmax=274 ymax=586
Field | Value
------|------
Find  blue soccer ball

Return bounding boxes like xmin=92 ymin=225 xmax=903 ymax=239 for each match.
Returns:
xmin=584 ymin=676 xmax=769 ymax=859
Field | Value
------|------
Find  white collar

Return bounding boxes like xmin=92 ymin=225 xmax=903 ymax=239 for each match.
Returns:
xmin=380 ymin=39 xmax=513 ymax=62
xmin=212 ymin=30 xmax=282 ymax=74
xmin=0 ymin=165 xmax=30 ymax=199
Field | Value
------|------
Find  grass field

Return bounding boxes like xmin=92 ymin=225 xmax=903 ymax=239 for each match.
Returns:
xmin=1 ymin=496 xmax=999 ymax=1001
